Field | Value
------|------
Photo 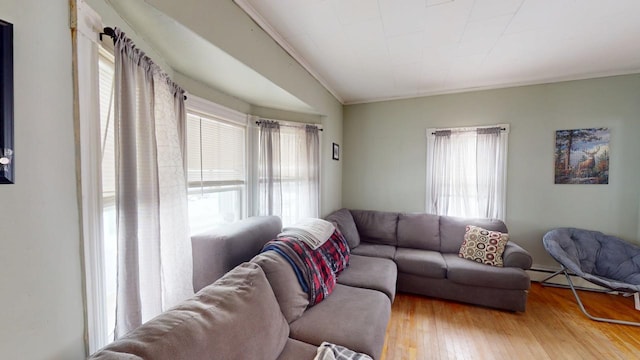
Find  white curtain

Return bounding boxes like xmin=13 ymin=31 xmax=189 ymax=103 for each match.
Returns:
xmin=257 ymin=120 xmax=320 ymax=226
xmin=112 ymin=28 xmax=193 ymax=338
xmin=73 ymin=0 xmax=109 ymax=351
xmin=257 ymin=120 xmax=282 ymax=217
xmin=305 ymin=125 xmax=321 ymax=218
xmin=476 ymin=127 xmax=507 ymax=219
xmin=426 ymin=126 xmax=508 ymax=220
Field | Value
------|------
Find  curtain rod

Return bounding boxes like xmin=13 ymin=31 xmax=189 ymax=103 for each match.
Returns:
xmin=255 ymin=120 xmax=323 ymax=131
xmin=430 ymin=127 xmax=506 ymax=135
xmin=99 ymin=26 xmax=115 ymax=42
xmin=99 ymin=27 xmax=187 ymax=101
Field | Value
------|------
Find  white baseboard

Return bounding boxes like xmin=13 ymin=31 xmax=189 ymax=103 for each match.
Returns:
xmin=529 ymin=266 xmax=639 ymax=310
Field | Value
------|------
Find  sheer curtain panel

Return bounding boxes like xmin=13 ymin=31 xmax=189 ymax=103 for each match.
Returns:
xmin=72 ymin=0 xmax=109 ymax=351
xmin=305 ymin=125 xmax=321 ymax=218
xmin=426 ymin=125 xmax=508 ymax=220
xmin=112 ymin=28 xmax=193 ymax=338
xmin=257 ymin=120 xmax=282 ymax=217
xmin=476 ymin=127 xmax=507 ymax=220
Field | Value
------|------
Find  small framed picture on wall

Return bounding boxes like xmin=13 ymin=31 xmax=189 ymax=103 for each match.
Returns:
xmin=332 ymin=143 xmax=339 ymax=161
xmin=0 ymin=19 xmax=14 ymax=184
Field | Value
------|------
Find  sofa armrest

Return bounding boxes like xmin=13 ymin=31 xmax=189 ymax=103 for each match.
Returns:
xmin=503 ymin=242 xmax=532 ymax=270
xmin=191 ymin=216 xmax=282 ymax=292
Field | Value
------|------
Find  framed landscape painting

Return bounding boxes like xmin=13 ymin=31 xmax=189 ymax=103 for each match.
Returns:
xmin=554 ymin=128 xmax=609 ymax=184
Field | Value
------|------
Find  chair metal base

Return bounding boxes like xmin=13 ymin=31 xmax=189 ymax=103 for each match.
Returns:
xmin=541 ymin=267 xmax=640 ymax=327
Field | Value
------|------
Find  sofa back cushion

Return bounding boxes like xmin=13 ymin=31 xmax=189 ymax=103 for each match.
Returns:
xmin=397 ymin=213 xmax=440 ymax=251
xmin=325 ymin=208 xmax=360 ymax=248
xmin=350 ymin=210 xmax=399 ymax=246
xmin=251 ymin=251 xmax=309 ymax=323
xmin=191 ymin=216 xmax=282 ymax=292
xmin=439 ymin=215 xmax=508 ymax=253
xmin=89 ymin=262 xmax=289 ymax=360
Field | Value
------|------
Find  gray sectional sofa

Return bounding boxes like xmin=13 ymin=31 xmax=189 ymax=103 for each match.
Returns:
xmin=90 ymin=208 xmax=532 ymax=359
xmin=327 ymin=209 xmax=532 ymax=312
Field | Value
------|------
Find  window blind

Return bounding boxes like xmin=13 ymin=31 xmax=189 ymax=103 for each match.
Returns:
xmin=187 ymin=113 xmax=246 ymax=188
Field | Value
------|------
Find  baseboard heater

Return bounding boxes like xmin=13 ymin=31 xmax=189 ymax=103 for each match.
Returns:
xmin=527 ymin=267 xmax=613 ymax=293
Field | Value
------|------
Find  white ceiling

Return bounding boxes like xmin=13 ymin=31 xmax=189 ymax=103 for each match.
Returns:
xmin=237 ymin=0 xmax=640 ymax=104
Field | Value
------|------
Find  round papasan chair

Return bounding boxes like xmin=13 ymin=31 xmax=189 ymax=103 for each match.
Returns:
xmin=542 ymin=227 xmax=640 ymax=326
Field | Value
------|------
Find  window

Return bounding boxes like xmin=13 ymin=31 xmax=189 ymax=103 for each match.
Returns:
xmin=255 ymin=119 xmax=320 ymax=227
xmin=425 ymin=124 xmax=509 ymax=220
xmin=186 ymin=98 xmax=247 ymax=234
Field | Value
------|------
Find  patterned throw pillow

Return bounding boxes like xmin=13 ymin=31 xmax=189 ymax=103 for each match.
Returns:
xmin=458 ymin=225 xmax=509 ymax=267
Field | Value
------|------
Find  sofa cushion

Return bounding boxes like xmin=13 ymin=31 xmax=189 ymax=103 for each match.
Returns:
xmin=397 ymin=273 xmax=528 ymax=312
xmin=325 ymin=208 xmax=361 ymax=249
xmin=89 ymin=262 xmax=289 ymax=360
xmin=397 ymin=213 xmax=440 ymax=251
xmin=251 ymin=251 xmax=309 ymax=323
xmin=337 ymin=254 xmax=397 ymax=301
xmin=351 ymin=210 xmax=399 ymax=246
xmin=191 ymin=216 xmax=282 ymax=292
xmin=458 ymin=225 xmax=509 ymax=267
xmin=289 ymin=284 xmax=390 ymax=360
xmin=350 ymin=242 xmax=396 ymax=260
xmin=277 ymin=338 xmax=318 ymax=360
xmin=443 ymin=254 xmax=530 ymax=290
xmin=394 ymin=248 xmax=447 ymax=279
xmin=439 ymin=215 xmax=508 ymax=254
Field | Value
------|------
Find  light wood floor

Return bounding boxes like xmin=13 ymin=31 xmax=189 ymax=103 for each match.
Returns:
xmin=380 ymin=283 xmax=640 ymax=360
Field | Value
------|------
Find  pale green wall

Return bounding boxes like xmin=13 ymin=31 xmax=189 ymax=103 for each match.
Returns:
xmin=0 ymin=0 xmax=85 ymax=359
xmin=343 ymin=75 xmax=640 ymax=268
xmin=3 ymin=1 xmax=636 ymax=358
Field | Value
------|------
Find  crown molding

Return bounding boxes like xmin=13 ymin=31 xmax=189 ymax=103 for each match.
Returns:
xmin=344 ymin=69 xmax=640 ymax=105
